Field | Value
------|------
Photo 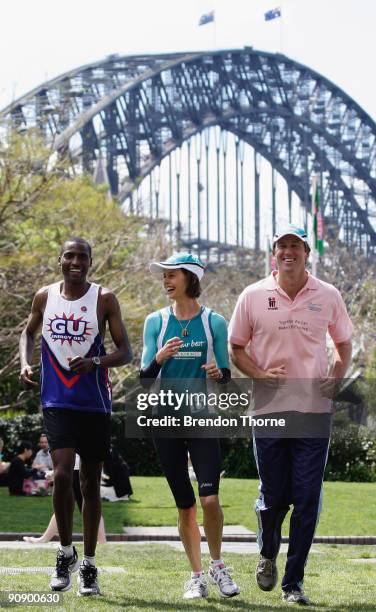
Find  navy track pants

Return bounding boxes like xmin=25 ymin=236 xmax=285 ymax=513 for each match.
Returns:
xmin=253 ymin=436 xmax=330 ymax=590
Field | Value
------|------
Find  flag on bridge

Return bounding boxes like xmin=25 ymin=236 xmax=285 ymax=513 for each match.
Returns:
xmin=265 ymin=7 xmax=281 ymax=21
xmin=199 ymin=10 xmax=215 ymax=26
xmin=312 ymin=175 xmax=325 ymax=256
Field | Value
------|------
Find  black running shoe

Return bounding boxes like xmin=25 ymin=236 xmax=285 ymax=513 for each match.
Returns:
xmin=77 ymin=560 xmax=101 ymax=596
xmin=50 ymin=547 xmax=79 ymax=592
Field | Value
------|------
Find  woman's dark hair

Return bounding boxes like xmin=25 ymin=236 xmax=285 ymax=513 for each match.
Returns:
xmin=182 ymin=269 xmax=201 ymax=298
xmin=17 ymin=440 xmax=33 ymax=454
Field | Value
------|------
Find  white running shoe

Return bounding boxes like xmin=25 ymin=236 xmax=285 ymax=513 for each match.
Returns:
xmin=208 ymin=563 xmax=240 ymax=598
xmin=50 ymin=547 xmax=79 ymax=592
xmin=183 ymin=574 xmax=208 ymax=599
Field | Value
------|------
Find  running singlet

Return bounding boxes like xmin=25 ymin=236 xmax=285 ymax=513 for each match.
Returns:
xmin=40 ymin=282 xmax=111 ymax=413
xmin=141 ymin=306 xmax=229 ymax=379
xmin=141 ymin=306 xmax=229 ymax=416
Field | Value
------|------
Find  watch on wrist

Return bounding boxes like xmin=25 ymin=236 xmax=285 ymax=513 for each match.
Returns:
xmin=91 ymin=356 xmax=101 ymax=369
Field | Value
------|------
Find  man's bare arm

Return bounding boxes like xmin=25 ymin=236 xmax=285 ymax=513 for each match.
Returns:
xmin=102 ymin=291 xmax=133 ymax=367
xmin=70 ymin=291 xmax=132 ymax=374
xmin=229 ymin=344 xmax=286 ymax=379
xmin=329 ymin=339 xmax=352 ymax=379
xmin=19 ymin=289 xmax=47 ymax=387
xmin=320 ymin=339 xmax=352 ymax=399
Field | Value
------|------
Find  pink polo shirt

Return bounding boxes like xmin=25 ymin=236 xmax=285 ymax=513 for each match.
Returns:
xmin=229 ymin=271 xmax=353 ymax=412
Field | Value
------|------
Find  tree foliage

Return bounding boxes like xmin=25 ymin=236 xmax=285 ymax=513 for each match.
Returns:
xmin=0 ymin=132 xmax=169 ymax=412
xmin=316 ymin=240 xmax=376 ymax=370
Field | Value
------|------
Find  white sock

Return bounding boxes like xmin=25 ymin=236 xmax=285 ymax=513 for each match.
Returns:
xmin=83 ymin=555 xmax=96 ymax=567
xmin=60 ymin=544 xmax=73 ymax=557
xmin=191 ymin=570 xmax=203 ymax=578
xmin=210 ymin=558 xmax=224 ymax=567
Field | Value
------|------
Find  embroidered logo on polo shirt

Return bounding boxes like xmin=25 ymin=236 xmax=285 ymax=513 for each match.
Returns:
xmin=268 ymin=297 xmax=278 ymax=310
xmin=308 ymin=303 xmax=322 ymax=312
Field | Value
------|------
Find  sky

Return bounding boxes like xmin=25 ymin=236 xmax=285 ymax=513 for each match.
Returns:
xmin=0 ymin=0 xmax=375 ymax=120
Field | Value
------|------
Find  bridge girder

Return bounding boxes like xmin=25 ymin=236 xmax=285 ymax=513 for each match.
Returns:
xmin=1 ymin=49 xmax=375 ymax=255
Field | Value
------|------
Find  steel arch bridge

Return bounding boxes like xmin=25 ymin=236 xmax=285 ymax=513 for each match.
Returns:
xmin=1 ymin=49 xmax=375 ymax=258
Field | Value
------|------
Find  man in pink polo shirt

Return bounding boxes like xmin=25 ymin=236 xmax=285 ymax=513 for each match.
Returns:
xmin=229 ymin=224 xmax=352 ymax=605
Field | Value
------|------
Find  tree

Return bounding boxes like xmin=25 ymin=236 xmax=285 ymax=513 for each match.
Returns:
xmin=0 ymin=131 xmax=169 ymax=413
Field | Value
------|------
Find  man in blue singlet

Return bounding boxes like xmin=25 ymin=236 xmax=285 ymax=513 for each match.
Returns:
xmin=19 ymin=237 xmax=132 ymax=596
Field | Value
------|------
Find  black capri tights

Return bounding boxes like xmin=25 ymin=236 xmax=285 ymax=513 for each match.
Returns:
xmin=153 ymin=437 xmax=221 ymax=509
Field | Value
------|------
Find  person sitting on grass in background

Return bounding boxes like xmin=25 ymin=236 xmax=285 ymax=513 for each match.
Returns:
xmin=32 ymin=433 xmax=53 ymax=474
xmin=0 ymin=437 xmax=10 ymax=487
xmin=101 ymin=445 xmax=133 ymax=502
xmin=8 ymin=441 xmax=35 ymax=496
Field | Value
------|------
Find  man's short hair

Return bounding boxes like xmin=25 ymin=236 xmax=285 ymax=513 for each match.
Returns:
xmin=60 ymin=237 xmax=92 ymax=258
xmin=17 ymin=440 xmax=33 ymax=454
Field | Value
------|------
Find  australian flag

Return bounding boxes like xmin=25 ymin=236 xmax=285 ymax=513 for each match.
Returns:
xmin=265 ymin=7 xmax=281 ymax=21
xmin=199 ymin=10 xmax=215 ymax=26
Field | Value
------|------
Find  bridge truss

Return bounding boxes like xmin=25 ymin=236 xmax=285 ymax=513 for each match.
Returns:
xmin=1 ymin=49 xmax=375 ymax=258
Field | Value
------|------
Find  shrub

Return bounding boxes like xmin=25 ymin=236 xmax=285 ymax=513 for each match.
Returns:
xmin=1 ymin=414 xmax=375 ymax=481
xmin=325 ymin=423 xmax=376 ymax=482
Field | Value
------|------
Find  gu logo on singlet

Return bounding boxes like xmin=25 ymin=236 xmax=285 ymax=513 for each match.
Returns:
xmin=47 ymin=313 xmax=92 ymax=345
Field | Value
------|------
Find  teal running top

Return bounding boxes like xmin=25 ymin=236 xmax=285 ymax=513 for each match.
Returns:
xmin=141 ymin=306 xmax=229 ymax=378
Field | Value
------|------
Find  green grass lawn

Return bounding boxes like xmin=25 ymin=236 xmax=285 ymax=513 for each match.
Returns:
xmin=0 ymin=544 xmax=375 ymax=611
xmin=0 ymin=477 xmax=375 ymax=535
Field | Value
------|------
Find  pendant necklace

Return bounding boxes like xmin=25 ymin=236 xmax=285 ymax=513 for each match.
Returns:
xmin=179 ymin=320 xmax=192 ymax=337
xmin=171 ymin=307 xmax=196 ymax=337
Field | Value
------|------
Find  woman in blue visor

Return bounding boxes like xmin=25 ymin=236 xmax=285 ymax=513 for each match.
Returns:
xmin=140 ymin=253 xmax=240 ymax=600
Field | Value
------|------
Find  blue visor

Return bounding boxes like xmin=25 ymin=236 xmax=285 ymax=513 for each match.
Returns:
xmin=149 ymin=252 xmax=205 ymax=280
